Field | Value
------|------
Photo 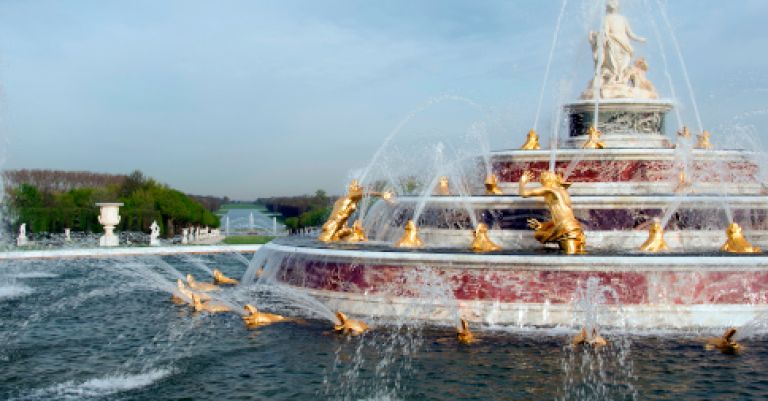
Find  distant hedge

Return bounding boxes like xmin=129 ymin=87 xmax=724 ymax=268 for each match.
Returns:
xmin=259 ymin=190 xmax=332 ymax=230
xmin=5 ymin=170 xmax=219 ymax=236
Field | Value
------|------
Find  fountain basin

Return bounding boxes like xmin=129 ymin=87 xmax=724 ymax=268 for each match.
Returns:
xmin=264 ymin=239 xmax=768 ymax=329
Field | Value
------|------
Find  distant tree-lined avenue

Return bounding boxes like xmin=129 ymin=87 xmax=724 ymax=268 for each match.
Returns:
xmin=3 ymin=169 xmax=221 ymax=236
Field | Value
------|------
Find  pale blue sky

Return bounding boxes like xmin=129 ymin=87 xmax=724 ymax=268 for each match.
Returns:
xmin=0 ymin=0 xmax=766 ymax=198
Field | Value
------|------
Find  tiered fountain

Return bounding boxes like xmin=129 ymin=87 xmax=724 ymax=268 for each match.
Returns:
xmin=253 ymin=0 xmax=768 ymax=329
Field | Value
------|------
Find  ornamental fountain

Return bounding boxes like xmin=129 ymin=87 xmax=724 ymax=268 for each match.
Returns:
xmin=248 ymin=0 xmax=768 ymax=330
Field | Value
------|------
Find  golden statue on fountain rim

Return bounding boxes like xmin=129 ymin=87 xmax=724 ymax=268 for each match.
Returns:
xmin=484 ymin=173 xmax=503 ymax=195
xmin=346 ymin=219 xmax=368 ymax=242
xmin=520 ymin=129 xmax=541 ymax=150
xmin=213 ymin=269 xmax=239 ymax=285
xmin=395 ymin=220 xmax=424 ymax=248
xmin=470 ymin=223 xmax=501 ymax=252
xmin=333 ymin=311 xmax=369 ymax=335
xmin=242 ymin=304 xmax=286 ymax=328
xmin=519 ymin=170 xmax=586 ymax=254
xmin=705 ymin=328 xmax=741 ymax=354
xmin=721 ymin=222 xmax=761 ymax=253
xmin=640 ymin=219 xmax=668 ymax=252
xmin=456 ymin=318 xmax=475 ymax=344
xmin=435 ymin=176 xmax=451 ymax=196
xmin=696 ymin=130 xmax=713 ymax=150
xmin=582 ymin=126 xmax=606 ymax=149
xmin=319 ymin=179 xmax=394 ymax=243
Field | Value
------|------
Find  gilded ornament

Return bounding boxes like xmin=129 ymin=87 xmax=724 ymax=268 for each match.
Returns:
xmin=521 ymin=129 xmax=541 ymax=150
xmin=333 ymin=311 xmax=368 ymax=335
xmin=484 ymin=173 xmax=503 ymax=195
xmin=456 ymin=318 xmax=475 ymax=345
xmin=519 ymin=170 xmax=586 ymax=254
xmin=639 ymin=219 xmax=668 ymax=252
xmin=213 ymin=269 xmax=239 ymax=285
xmin=470 ymin=223 xmax=501 ymax=252
xmin=395 ymin=220 xmax=424 ymax=248
xmin=705 ymin=328 xmax=741 ymax=354
xmin=696 ymin=130 xmax=713 ymax=150
xmin=319 ymin=180 xmax=394 ymax=243
xmin=721 ymin=222 xmax=761 ymax=253
xmin=435 ymin=176 xmax=451 ymax=196
xmin=242 ymin=304 xmax=286 ymax=328
xmin=582 ymin=126 xmax=606 ymax=149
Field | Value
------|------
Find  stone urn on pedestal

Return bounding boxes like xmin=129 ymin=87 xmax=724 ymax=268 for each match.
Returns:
xmin=96 ymin=203 xmax=123 ymax=247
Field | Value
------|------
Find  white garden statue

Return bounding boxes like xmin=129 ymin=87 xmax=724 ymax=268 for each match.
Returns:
xmin=64 ymin=228 xmax=71 ymax=242
xmin=149 ymin=220 xmax=160 ymax=246
xmin=17 ymin=223 xmax=28 ymax=246
xmin=181 ymin=227 xmax=189 ymax=244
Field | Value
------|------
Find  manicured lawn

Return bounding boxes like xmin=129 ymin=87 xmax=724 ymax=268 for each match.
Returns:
xmin=222 ymin=235 xmax=275 ymax=244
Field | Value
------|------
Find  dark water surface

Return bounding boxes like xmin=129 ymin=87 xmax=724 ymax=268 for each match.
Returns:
xmin=1 ymin=254 xmax=767 ymax=400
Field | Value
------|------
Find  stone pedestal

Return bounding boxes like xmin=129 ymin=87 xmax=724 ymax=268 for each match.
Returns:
xmin=563 ymin=99 xmax=674 ymax=149
xmin=64 ymin=228 xmax=71 ymax=242
xmin=96 ymin=202 xmax=123 ymax=247
xmin=181 ymin=228 xmax=189 ymax=244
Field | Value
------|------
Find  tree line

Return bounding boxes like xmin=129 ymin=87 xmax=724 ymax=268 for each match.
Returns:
xmin=259 ymin=190 xmax=332 ymax=231
xmin=4 ymin=169 xmax=220 ymax=236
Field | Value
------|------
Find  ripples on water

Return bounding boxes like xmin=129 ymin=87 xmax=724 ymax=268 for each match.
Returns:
xmin=1 ymin=255 xmax=767 ymax=400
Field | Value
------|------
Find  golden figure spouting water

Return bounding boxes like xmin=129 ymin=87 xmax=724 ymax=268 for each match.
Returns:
xmin=319 ymin=179 xmax=393 ymax=243
xmin=677 ymin=126 xmax=692 ymax=139
xmin=456 ymin=318 xmax=475 ymax=345
xmin=484 ymin=173 xmax=503 ymax=195
xmin=172 ymin=278 xmax=210 ymax=305
xmin=213 ymin=269 xmax=239 ymax=285
xmin=674 ymin=170 xmax=692 ymax=193
xmin=395 ymin=220 xmax=424 ymax=248
xmin=640 ymin=219 xmax=668 ymax=252
xmin=346 ymin=219 xmax=368 ymax=242
xmin=470 ymin=223 xmax=501 ymax=252
xmin=186 ymin=274 xmax=219 ymax=292
xmin=520 ymin=129 xmax=541 ymax=150
xmin=721 ymin=222 xmax=761 ymax=253
xmin=582 ymin=126 xmax=606 ymax=149
xmin=705 ymin=328 xmax=741 ymax=354
xmin=519 ymin=171 xmax=586 ymax=254
xmin=696 ymin=130 xmax=713 ymax=150
xmin=191 ymin=293 xmax=231 ymax=313
xmin=435 ymin=176 xmax=451 ymax=196
xmin=170 ymin=279 xmax=188 ymax=304
xmin=333 ymin=311 xmax=368 ymax=335
xmin=572 ymin=327 xmax=607 ymax=347
xmin=242 ymin=304 xmax=286 ymax=328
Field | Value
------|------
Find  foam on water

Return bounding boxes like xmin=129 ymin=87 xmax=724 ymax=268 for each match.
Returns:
xmin=0 ymin=283 xmax=33 ymax=300
xmin=8 ymin=272 xmax=59 ymax=279
xmin=14 ymin=368 xmax=172 ymax=401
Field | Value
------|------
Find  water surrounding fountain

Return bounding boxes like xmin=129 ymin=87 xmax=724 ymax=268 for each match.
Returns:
xmin=2 ymin=254 xmax=768 ymax=400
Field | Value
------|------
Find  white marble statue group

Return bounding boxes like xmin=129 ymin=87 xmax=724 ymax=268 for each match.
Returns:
xmin=181 ymin=226 xmax=221 ymax=244
xmin=582 ymin=0 xmax=658 ymax=100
